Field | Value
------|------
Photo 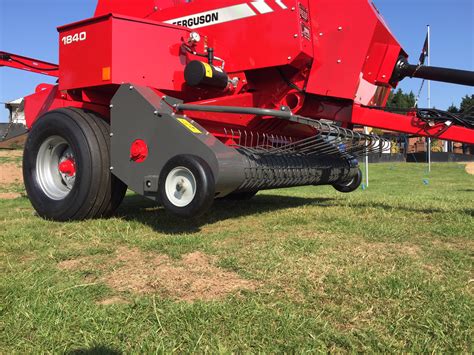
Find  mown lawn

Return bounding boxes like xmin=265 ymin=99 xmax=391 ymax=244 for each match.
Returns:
xmin=0 ymin=159 xmax=473 ymax=353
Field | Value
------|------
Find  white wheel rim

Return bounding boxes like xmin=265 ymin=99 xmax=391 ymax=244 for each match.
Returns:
xmin=165 ymin=167 xmax=197 ymax=207
xmin=36 ymin=136 xmax=76 ymax=200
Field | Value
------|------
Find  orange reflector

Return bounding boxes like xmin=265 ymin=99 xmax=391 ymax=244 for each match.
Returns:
xmin=102 ymin=67 xmax=111 ymax=81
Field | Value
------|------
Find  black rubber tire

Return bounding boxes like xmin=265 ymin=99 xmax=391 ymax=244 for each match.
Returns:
xmin=333 ymin=168 xmax=363 ymax=193
xmin=159 ymin=155 xmax=215 ymax=218
xmin=223 ymin=191 xmax=258 ymax=200
xmin=23 ymin=108 xmax=127 ymax=221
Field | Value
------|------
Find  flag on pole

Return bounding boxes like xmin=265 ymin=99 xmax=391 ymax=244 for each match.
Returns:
xmin=415 ymin=27 xmax=430 ymax=107
xmin=419 ymin=32 xmax=429 ymax=65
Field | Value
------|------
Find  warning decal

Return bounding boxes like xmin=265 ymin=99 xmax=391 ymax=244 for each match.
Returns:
xmin=202 ymin=62 xmax=213 ymax=78
xmin=177 ymin=118 xmax=203 ymax=134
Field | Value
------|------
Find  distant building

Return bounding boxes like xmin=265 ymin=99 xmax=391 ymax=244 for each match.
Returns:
xmin=5 ymin=98 xmax=25 ymax=126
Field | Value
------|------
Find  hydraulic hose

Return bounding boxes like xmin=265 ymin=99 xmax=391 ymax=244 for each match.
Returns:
xmin=392 ymin=56 xmax=474 ymax=86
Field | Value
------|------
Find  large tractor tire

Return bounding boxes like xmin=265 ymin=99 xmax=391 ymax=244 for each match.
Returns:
xmin=23 ymin=108 xmax=127 ymax=221
xmin=159 ymin=155 xmax=215 ymax=218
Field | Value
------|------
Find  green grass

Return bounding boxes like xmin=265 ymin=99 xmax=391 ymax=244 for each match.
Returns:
xmin=0 ymin=154 xmax=22 ymax=165
xmin=1 ymin=162 xmax=473 ymax=353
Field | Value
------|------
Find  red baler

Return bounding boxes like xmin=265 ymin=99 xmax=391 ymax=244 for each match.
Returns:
xmin=1 ymin=0 xmax=473 ymax=220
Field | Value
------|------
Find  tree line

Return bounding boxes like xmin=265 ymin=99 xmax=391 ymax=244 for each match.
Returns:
xmin=386 ymin=88 xmax=473 ymax=113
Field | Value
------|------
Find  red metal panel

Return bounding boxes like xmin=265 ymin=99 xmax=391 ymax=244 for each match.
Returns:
xmin=5 ymin=0 xmax=474 ymax=145
xmin=95 ymin=0 xmax=158 ymax=18
xmin=58 ymin=17 xmax=112 ymax=90
xmin=151 ymin=0 xmax=314 ymax=73
xmin=94 ymin=0 xmax=187 ymax=17
xmin=111 ymin=16 xmax=189 ymax=91
xmin=58 ymin=15 xmax=190 ymax=92
xmin=306 ymin=0 xmax=402 ymax=103
xmin=24 ymin=85 xmax=108 ymax=128
xmin=367 ymin=21 xmax=403 ymax=86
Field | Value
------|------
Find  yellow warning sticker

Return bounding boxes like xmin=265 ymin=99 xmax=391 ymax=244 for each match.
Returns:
xmin=202 ymin=62 xmax=213 ymax=78
xmin=177 ymin=118 xmax=202 ymax=134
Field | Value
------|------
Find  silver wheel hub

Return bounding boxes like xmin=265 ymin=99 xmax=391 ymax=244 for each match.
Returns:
xmin=165 ymin=167 xmax=196 ymax=207
xmin=36 ymin=136 xmax=76 ymax=200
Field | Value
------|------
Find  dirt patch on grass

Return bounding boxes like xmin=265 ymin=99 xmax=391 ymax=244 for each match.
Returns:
xmin=58 ymin=247 xmax=258 ymax=302
xmin=58 ymin=257 xmax=92 ymax=271
xmin=96 ymin=296 xmax=131 ymax=306
xmin=0 ymin=150 xmax=23 ymax=158
xmin=464 ymin=162 xmax=474 ymax=175
xmin=356 ymin=242 xmax=420 ymax=259
xmin=0 ymin=192 xmax=22 ymax=200
xmin=0 ymin=163 xmax=23 ymax=185
xmin=318 ymin=242 xmax=422 ymax=270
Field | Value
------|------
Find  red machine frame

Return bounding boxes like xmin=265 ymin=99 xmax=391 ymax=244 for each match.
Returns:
xmin=2 ymin=0 xmax=473 ymax=144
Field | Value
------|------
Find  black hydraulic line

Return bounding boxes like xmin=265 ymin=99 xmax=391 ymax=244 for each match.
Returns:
xmin=392 ymin=56 xmax=474 ymax=87
xmin=10 ymin=58 xmax=58 ymax=72
xmin=367 ymin=105 xmax=474 ymax=129
xmin=277 ymin=67 xmax=305 ymax=93
xmin=175 ymin=103 xmax=348 ymax=139
xmin=174 ymin=103 xmax=294 ymax=119
xmin=1 ymin=54 xmax=58 ymax=72
xmin=405 ymin=64 xmax=474 ymax=86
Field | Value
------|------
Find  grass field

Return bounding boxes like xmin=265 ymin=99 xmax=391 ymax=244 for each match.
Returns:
xmin=1 ymin=152 xmax=473 ymax=353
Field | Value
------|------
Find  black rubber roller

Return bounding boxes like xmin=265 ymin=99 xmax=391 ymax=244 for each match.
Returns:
xmin=333 ymin=168 xmax=363 ymax=193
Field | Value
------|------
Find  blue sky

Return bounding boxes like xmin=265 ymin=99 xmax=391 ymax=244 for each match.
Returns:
xmin=1 ymin=0 xmax=473 ymax=122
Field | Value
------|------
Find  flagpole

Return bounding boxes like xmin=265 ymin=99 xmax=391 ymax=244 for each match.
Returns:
xmin=364 ymin=126 xmax=369 ymax=188
xmin=427 ymin=25 xmax=431 ymax=172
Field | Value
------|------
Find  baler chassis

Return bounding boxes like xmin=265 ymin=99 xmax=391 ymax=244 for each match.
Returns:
xmin=2 ymin=0 xmax=473 ymax=221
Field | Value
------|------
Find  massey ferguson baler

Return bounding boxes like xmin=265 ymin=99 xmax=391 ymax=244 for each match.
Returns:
xmin=1 ymin=0 xmax=473 ymax=221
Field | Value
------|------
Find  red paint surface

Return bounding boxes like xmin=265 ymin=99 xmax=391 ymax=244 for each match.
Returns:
xmin=2 ymin=0 xmax=473 ymax=144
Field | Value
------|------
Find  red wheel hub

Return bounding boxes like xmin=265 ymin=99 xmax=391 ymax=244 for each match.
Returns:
xmin=58 ymin=159 xmax=76 ymax=176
